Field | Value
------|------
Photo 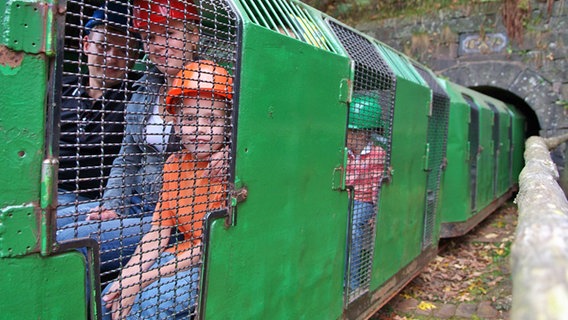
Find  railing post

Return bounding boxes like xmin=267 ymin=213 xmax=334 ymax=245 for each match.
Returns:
xmin=512 ymin=135 xmax=568 ymax=319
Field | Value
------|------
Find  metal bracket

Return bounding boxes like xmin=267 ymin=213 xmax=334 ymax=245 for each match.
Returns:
xmin=0 ymin=1 xmax=56 ymax=54
xmin=332 ymin=147 xmax=348 ymax=190
xmin=339 ymin=78 xmax=352 ymax=103
xmin=230 ymin=187 xmax=248 ymax=206
xmin=424 ymin=143 xmax=431 ymax=171
xmin=227 ymin=177 xmax=247 ymax=227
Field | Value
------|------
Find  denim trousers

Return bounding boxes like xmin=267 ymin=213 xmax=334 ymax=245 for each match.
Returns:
xmin=57 ymin=215 xmax=153 ymax=272
xmin=56 ymin=193 xmax=154 ymax=272
xmin=349 ymin=200 xmax=375 ymax=291
xmin=101 ymin=252 xmax=200 ymax=320
xmin=56 ymin=188 xmax=95 ymax=228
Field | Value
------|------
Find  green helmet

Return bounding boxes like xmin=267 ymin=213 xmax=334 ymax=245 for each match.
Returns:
xmin=348 ymin=92 xmax=384 ymax=130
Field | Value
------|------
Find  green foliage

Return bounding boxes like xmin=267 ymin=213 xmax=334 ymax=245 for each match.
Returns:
xmin=556 ymin=100 xmax=568 ymax=110
xmin=303 ymin=0 xmax=500 ymax=23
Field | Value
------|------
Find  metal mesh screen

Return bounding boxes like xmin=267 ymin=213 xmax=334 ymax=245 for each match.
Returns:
xmin=54 ymin=0 xmax=239 ymax=318
xmin=486 ymin=102 xmax=500 ymax=197
xmin=328 ymin=21 xmax=395 ymax=303
xmin=507 ymin=112 xmax=514 ymax=185
xmin=463 ymin=94 xmax=480 ymax=211
xmin=239 ymin=0 xmax=338 ymax=52
xmin=413 ymin=65 xmax=450 ymax=248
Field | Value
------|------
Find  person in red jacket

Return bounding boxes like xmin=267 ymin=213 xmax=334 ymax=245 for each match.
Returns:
xmin=346 ymin=92 xmax=387 ymax=293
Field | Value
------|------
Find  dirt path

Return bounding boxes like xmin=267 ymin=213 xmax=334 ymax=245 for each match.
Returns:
xmin=372 ymin=201 xmax=517 ymax=319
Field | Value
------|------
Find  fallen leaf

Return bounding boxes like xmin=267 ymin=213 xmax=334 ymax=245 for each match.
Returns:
xmin=417 ymin=301 xmax=437 ymax=311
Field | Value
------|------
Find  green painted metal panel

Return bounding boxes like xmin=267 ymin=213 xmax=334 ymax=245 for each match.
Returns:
xmin=202 ymin=24 xmax=351 ymax=319
xmin=0 ymin=205 xmax=38 ymax=257
xmin=0 ymin=55 xmax=46 ymax=207
xmin=0 ymin=53 xmax=46 ymax=257
xmin=489 ymin=98 xmax=512 ymax=197
xmin=0 ymin=0 xmax=55 ymax=54
xmin=500 ymin=103 xmax=512 ymax=195
xmin=472 ymin=92 xmax=494 ymax=213
xmin=508 ymin=104 xmax=526 ymax=183
xmin=0 ymin=252 xmax=87 ymax=319
xmin=479 ymin=97 xmax=512 ymax=199
xmin=371 ymin=77 xmax=430 ymax=287
xmin=410 ymin=66 xmax=450 ymax=248
xmin=0 ymin=3 xmax=88 ymax=319
xmin=438 ymin=81 xmax=471 ymax=223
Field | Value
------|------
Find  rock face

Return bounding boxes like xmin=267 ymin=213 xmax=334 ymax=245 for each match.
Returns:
xmin=354 ymin=0 xmax=567 ymax=183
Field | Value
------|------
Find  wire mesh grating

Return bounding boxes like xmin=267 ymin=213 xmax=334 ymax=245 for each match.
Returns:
xmin=328 ymin=20 xmax=396 ymax=303
xmin=239 ymin=0 xmax=339 ymax=52
xmin=486 ymin=102 xmax=500 ymax=197
xmin=413 ymin=65 xmax=450 ymax=248
xmin=463 ymin=94 xmax=480 ymax=212
xmin=53 ymin=0 xmax=239 ymax=318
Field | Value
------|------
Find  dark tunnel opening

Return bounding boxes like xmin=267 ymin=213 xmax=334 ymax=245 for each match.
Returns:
xmin=470 ymin=86 xmax=541 ymax=137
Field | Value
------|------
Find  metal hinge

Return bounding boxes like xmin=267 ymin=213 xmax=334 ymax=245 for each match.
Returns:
xmin=40 ymin=158 xmax=58 ymax=255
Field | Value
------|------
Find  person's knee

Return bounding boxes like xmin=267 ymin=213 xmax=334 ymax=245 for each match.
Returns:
xmin=56 ymin=202 xmax=98 ymax=228
xmin=56 ymin=227 xmax=77 ymax=242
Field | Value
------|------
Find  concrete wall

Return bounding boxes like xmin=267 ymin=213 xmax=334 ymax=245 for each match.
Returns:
xmin=354 ymin=0 xmax=567 ymax=186
xmin=355 ymin=0 xmax=566 ymax=137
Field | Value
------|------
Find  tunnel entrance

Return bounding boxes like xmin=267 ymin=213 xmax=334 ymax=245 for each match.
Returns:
xmin=470 ymin=86 xmax=541 ymax=137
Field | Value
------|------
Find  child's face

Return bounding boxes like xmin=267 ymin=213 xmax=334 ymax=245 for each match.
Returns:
xmin=142 ymin=20 xmax=198 ymax=78
xmin=175 ymin=97 xmax=227 ymax=159
xmin=347 ymin=129 xmax=369 ymax=151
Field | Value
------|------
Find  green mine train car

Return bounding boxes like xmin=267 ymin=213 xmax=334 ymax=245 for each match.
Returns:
xmin=0 ymin=0 xmax=526 ymax=318
xmin=438 ymin=82 xmax=522 ymax=238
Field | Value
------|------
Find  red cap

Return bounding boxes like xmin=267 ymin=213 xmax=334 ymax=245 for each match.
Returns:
xmin=133 ymin=0 xmax=199 ymax=29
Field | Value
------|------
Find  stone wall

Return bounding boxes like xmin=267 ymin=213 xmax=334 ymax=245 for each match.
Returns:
xmin=355 ymin=0 xmax=567 ymax=138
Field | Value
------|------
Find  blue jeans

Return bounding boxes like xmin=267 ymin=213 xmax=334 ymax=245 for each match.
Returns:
xmin=57 ymin=188 xmax=96 ymax=228
xmin=57 ymin=215 xmax=153 ymax=273
xmin=57 ymin=195 xmax=155 ymax=273
xmin=57 ymin=192 xmax=155 ymax=228
xmin=101 ymin=252 xmax=200 ymax=320
xmin=349 ymin=200 xmax=375 ymax=291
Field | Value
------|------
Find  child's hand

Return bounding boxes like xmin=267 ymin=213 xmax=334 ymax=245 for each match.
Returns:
xmin=86 ymin=206 xmax=119 ymax=221
xmin=103 ymin=277 xmax=141 ymax=319
xmin=208 ymin=146 xmax=230 ymax=178
xmin=102 ymin=281 xmax=120 ymax=310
